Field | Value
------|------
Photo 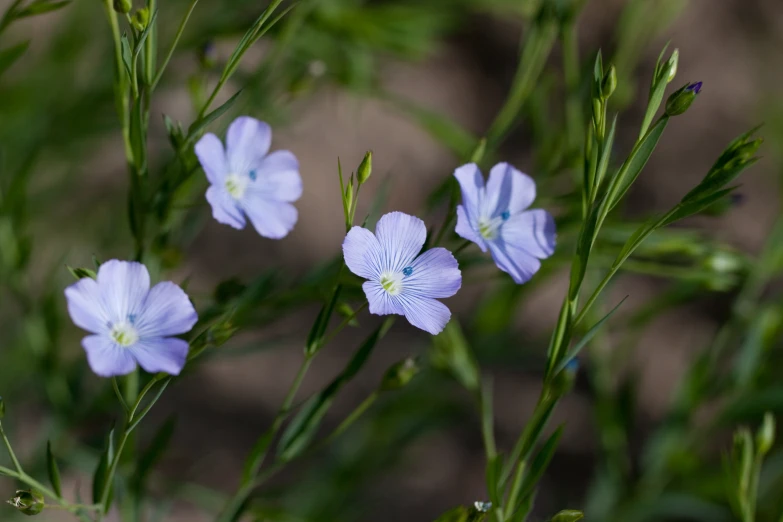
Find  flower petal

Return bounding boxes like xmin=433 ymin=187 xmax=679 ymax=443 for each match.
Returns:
xmin=129 ymin=337 xmax=189 ymax=375
xmin=499 ymin=209 xmax=556 ymax=259
xmin=488 ymin=241 xmax=542 ymax=284
xmin=246 ymin=151 xmax=303 ymax=203
xmin=65 ymin=277 xmax=108 ymax=334
xmin=82 ymin=335 xmax=137 ymax=377
xmin=455 ymin=204 xmax=486 ymax=252
xmin=398 ymin=295 xmax=451 ymax=335
xmin=375 ymin=211 xmax=426 ymax=273
xmin=363 ymin=280 xmax=404 ymax=316
xmin=195 ymin=133 xmax=228 ymax=185
xmin=405 ymin=248 xmax=461 ymax=299
xmin=137 ymin=282 xmax=198 ymax=338
xmin=344 ymin=226 xmax=383 ymax=280
xmin=206 ymin=185 xmax=246 ymax=229
xmin=485 ymin=162 xmax=536 ymax=217
xmin=226 ymin=116 xmax=271 ymax=174
xmin=242 ymin=197 xmax=298 ymax=239
xmin=97 ymin=260 xmax=150 ymax=324
xmin=453 ymin=163 xmax=484 ymax=224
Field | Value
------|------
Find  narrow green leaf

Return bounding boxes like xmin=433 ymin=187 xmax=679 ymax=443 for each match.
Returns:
xmin=278 ymin=319 xmax=392 ymax=460
xmin=240 ymin=429 xmax=274 ymax=485
xmin=92 ymin=428 xmax=115 ymax=505
xmin=610 ymin=115 xmax=669 ymax=210
xmin=555 ymin=296 xmax=628 ymax=374
xmin=67 ymin=266 xmax=96 ymax=280
xmin=431 ymin=320 xmax=480 ymax=392
xmin=485 ymin=455 xmax=502 ymax=511
xmin=0 ymin=41 xmax=29 ymax=77
xmin=517 ymin=426 xmax=564 ymax=501
xmin=16 ymin=0 xmax=71 ymax=18
xmin=46 ymin=442 xmax=62 ymax=497
xmin=305 ymin=285 xmax=342 ymax=356
xmin=133 ymin=9 xmax=159 ymax=62
xmin=185 ymin=89 xmax=243 ymax=143
xmin=120 ymin=33 xmax=133 ymax=79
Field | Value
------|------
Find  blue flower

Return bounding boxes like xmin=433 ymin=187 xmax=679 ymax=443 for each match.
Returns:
xmin=195 ymin=116 xmax=303 ymax=239
xmin=64 ymin=260 xmax=198 ymax=377
xmin=343 ymin=212 xmax=462 ymax=335
xmin=454 ymin=162 xmax=556 ymax=284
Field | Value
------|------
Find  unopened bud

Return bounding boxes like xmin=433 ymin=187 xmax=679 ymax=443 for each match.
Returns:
xmin=199 ymin=41 xmax=217 ymax=70
xmin=131 ymin=7 xmax=150 ymax=31
xmin=380 ymin=358 xmax=420 ymax=391
xmin=7 ymin=490 xmax=44 ymax=516
xmin=756 ymin=412 xmax=776 ymax=456
xmin=113 ymin=0 xmax=132 ymax=14
xmin=665 ymin=82 xmax=702 ymax=116
xmin=665 ymin=49 xmax=679 ymax=83
xmin=601 ymin=65 xmax=617 ymax=100
xmin=357 ymin=151 xmax=372 ymax=185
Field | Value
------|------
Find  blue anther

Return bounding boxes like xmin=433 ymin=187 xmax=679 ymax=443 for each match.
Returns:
xmin=501 ymin=210 xmax=511 ymax=221
xmin=402 ymin=266 xmax=413 ymax=277
xmin=249 ymin=170 xmax=257 ymax=181
xmin=128 ymin=314 xmax=137 ymax=325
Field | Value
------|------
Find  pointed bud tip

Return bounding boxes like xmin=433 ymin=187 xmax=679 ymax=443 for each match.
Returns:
xmin=357 ymin=151 xmax=373 ymax=185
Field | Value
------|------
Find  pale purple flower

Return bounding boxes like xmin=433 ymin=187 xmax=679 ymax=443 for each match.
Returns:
xmin=454 ymin=162 xmax=556 ymax=284
xmin=195 ymin=116 xmax=302 ymax=239
xmin=64 ymin=260 xmax=198 ymax=377
xmin=343 ymin=212 xmax=462 ymax=335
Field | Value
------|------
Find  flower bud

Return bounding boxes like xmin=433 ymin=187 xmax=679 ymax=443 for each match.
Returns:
xmin=600 ymin=65 xmax=617 ymax=100
xmin=113 ymin=0 xmax=132 ymax=14
xmin=357 ymin=151 xmax=372 ymax=185
xmin=132 ymin=7 xmax=150 ymax=31
xmin=7 ymin=490 xmax=44 ymax=516
xmin=665 ymin=49 xmax=679 ymax=83
xmin=756 ymin=412 xmax=775 ymax=456
xmin=380 ymin=357 xmax=420 ymax=391
xmin=665 ymin=82 xmax=701 ymax=116
xmin=199 ymin=41 xmax=217 ymax=70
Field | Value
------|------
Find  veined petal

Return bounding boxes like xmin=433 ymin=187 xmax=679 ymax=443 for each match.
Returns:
xmin=363 ymin=280 xmax=405 ymax=316
xmin=488 ymin=241 xmax=542 ymax=284
xmin=242 ymin=198 xmax=298 ymax=239
xmin=398 ymin=295 xmax=451 ymax=335
xmin=137 ymin=282 xmax=198 ymax=338
xmin=129 ymin=337 xmax=189 ymax=375
xmin=485 ymin=162 xmax=536 ymax=217
xmin=453 ymin=163 xmax=484 ymax=223
xmin=65 ymin=277 xmax=108 ymax=334
xmin=97 ymin=260 xmax=150 ymax=324
xmin=375 ymin=212 xmax=426 ymax=273
xmin=195 ymin=133 xmax=228 ymax=185
xmin=344 ymin=226 xmax=383 ymax=280
xmin=82 ymin=335 xmax=137 ymax=377
xmin=206 ymin=185 xmax=246 ymax=229
xmin=499 ymin=209 xmax=556 ymax=259
xmin=246 ymin=151 xmax=302 ymax=203
xmin=405 ymin=248 xmax=461 ymax=299
xmin=226 ymin=117 xmax=271 ymax=174
xmin=455 ymin=205 xmax=486 ymax=252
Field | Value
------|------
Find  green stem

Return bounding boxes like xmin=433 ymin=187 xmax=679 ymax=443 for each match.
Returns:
xmin=102 ymin=0 xmax=134 ymax=165
xmin=316 ymin=391 xmax=378 ymax=451
xmin=320 ymin=301 xmax=368 ymax=347
xmin=112 ymin=377 xmax=130 ymax=414
xmin=0 ymin=420 xmax=23 ymax=474
xmin=151 ymin=0 xmax=199 ymax=90
xmin=144 ymin=0 xmax=156 ymax=84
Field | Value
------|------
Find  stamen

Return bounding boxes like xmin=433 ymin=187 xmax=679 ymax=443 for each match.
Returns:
xmin=225 ymin=174 xmax=248 ymax=200
xmin=402 ymin=266 xmax=413 ymax=277
xmin=380 ymin=272 xmax=403 ymax=296
xmin=249 ymin=169 xmax=257 ymax=181
xmin=501 ymin=210 xmax=510 ymax=221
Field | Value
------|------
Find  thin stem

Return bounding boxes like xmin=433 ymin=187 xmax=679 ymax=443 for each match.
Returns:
xmin=0 ymin=466 xmax=100 ymax=513
xmin=102 ymin=0 xmax=134 ymax=165
xmin=145 ymin=0 xmax=156 ymax=84
xmin=453 ymin=239 xmax=472 ymax=256
xmin=0 ymin=421 xmax=23 ymax=474
xmin=112 ymin=378 xmax=131 ymax=414
xmin=315 ymin=391 xmax=378 ymax=451
xmin=320 ymin=301 xmax=368 ymax=347
xmin=151 ymin=0 xmax=199 ymax=90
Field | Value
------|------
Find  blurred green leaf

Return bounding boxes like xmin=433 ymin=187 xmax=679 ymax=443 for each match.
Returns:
xmin=45 ymin=441 xmax=62 ymax=497
xmin=431 ymin=320 xmax=480 ymax=392
xmin=0 ymin=41 xmax=29 ymax=77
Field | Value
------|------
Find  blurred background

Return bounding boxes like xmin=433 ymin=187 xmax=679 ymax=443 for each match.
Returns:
xmin=1 ymin=0 xmax=783 ymax=520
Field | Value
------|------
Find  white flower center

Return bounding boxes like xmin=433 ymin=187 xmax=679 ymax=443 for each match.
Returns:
xmin=380 ymin=271 xmax=404 ymax=296
xmin=478 ymin=210 xmax=510 ymax=240
xmin=225 ymin=173 xmax=248 ymax=200
xmin=110 ymin=320 xmax=139 ymax=347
